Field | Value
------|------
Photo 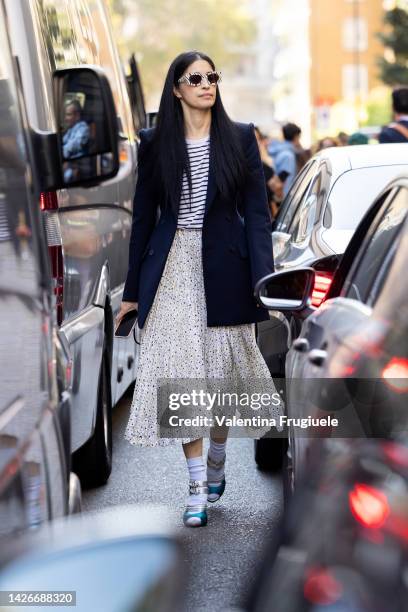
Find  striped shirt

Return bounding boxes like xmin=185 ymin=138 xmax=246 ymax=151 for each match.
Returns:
xmin=177 ymin=135 xmax=210 ymax=229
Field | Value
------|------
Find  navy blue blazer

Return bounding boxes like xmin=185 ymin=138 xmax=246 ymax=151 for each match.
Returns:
xmin=122 ymin=121 xmax=274 ymax=328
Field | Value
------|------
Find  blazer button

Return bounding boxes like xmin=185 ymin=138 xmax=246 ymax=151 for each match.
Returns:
xmin=148 ymin=248 xmax=154 ymax=256
xmin=225 ymin=214 xmax=232 ymax=222
xmin=229 ymin=245 xmax=236 ymax=253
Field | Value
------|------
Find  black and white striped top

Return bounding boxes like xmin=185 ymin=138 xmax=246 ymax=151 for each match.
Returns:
xmin=177 ymin=135 xmax=210 ymax=229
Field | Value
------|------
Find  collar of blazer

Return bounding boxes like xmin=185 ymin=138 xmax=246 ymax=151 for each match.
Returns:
xmin=204 ymin=137 xmax=217 ymax=215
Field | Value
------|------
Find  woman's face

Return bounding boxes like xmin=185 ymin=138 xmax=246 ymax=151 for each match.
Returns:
xmin=174 ymin=59 xmax=217 ymax=111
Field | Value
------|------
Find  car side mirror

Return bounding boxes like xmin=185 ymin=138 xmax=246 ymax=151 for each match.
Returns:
xmin=255 ymin=268 xmax=315 ymax=311
xmin=53 ymin=66 xmax=119 ymax=188
xmin=272 ymin=231 xmax=291 ymax=259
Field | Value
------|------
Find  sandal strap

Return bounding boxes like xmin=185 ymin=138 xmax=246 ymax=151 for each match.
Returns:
xmin=189 ymin=480 xmax=208 ymax=495
xmin=185 ymin=504 xmax=207 ymax=513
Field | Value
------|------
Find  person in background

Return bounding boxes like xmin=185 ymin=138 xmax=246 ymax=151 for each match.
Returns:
xmin=63 ymin=100 xmax=90 ymax=159
xmin=317 ymin=136 xmax=338 ymax=151
xmin=348 ymin=132 xmax=369 ymax=146
xmin=254 ymin=126 xmax=284 ymax=219
xmin=268 ymin=122 xmax=302 ymax=197
xmin=379 ymin=86 xmax=408 ymax=143
xmin=62 ymin=99 xmax=90 ymax=182
xmin=337 ymin=131 xmax=349 ymax=146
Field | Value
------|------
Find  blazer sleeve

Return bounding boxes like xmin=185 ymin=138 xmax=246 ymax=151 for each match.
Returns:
xmin=122 ymin=129 xmax=157 ymax=302
xmin=242 ymin=123 xmax=275 ymax=290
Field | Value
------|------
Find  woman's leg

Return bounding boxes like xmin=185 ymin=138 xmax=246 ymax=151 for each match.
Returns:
xmin=207 ymin=427 xmax=228 ymax=502
xmin=182 ymin=438 xmax=203 ymax=459
xmin=182 ymin=438 xmax=208 ymax=527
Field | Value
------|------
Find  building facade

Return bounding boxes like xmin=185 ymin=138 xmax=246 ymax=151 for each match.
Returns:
xmin=309 ymin=0 xmax=385 ymax=137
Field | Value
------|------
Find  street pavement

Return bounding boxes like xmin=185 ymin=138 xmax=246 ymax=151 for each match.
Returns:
xmin=82 ymin=390 xmax=283 ymax=612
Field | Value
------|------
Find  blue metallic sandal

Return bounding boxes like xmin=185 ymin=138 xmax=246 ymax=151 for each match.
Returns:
xmin=183 ymin=480 xmax=208 ymax=527
xmin=207 ymin=454 xmax=226 ymax=503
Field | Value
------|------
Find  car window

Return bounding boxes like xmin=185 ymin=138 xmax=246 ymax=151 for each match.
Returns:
xmin=344 ymin=188 xmax=408 ymax=304
xmin=290 ymin=171 xmax=323 ymax=247
xmin=324 ymin=165 xmax=408 ymax=231
xmin=275 ymin=161 xmax=317 ymax=233
xmin=34 ymin=0 xmax=134 ymax=141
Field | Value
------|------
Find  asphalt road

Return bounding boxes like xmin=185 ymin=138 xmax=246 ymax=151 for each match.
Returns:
xmin=82 ymin=391 xmax=283 ymax=612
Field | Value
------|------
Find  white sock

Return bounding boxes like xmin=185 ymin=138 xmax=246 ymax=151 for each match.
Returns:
xmin=207 ymin=439 xmax=227 ymax=483
xmin=186 ymin=456 xmax=207 ymax=507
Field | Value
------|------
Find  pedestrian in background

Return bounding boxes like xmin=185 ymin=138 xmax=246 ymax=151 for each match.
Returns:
xmin=337 ymin=131 xmax=349 ymax=146
xmin=268 ymin=122 xmax=302 ymax=197
xmin=115 ymin=50 xmax=279 ymax=528
xmin=348 ymin=132 xmax=369 ymax=146
xmin=379 ymin=86 xmax=408 ymax=143
xmin=254 ymin=125 xmax=284 ymax=219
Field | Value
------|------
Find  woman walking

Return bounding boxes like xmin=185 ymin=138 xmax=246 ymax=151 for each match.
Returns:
xmin=115 ymin=50 xmax=279 ymax=528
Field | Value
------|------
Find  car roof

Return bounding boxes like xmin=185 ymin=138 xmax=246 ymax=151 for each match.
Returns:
xmin=315 ymin=143 xmax=408 ymax=175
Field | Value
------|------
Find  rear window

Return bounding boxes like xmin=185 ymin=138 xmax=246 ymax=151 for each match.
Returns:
xmin=324 ymin=165 xmax=408 ymax=230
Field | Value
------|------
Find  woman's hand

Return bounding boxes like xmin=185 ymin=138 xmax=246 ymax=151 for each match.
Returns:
xmin=115 ymin=301 xmax=138 ymax=332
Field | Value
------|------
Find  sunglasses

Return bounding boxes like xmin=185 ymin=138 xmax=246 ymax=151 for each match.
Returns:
xmin=177 ymin=71 xmax=222 ymax=87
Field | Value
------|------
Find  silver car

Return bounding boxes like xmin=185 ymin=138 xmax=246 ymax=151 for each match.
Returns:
xmin=256 ymin=176 xmax=408 ymax=490
xmin=255 ymin=144 xmax=408 ymax=470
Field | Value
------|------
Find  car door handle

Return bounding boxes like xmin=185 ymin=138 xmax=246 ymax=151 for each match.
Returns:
xmin=308 ymin=349 xmax=327 ymax=366
xmin=293 ymin=338 xmax=310 ymax=352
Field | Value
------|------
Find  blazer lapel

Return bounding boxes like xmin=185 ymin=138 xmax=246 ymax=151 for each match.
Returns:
xmin=204 ymin=136 xmax=217 ymax=215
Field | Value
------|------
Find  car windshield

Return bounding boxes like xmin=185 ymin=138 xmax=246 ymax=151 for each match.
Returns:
xmin=324 ymin=165 xmax=408 ymax=230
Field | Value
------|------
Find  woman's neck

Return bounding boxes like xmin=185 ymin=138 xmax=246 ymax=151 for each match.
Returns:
xmin=183 ymin=108 xmax=211 ymax=139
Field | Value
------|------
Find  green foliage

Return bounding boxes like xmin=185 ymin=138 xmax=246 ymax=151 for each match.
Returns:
xmin=107 ymin=0 xmax=256 ymax=105
xmin=378 ymin=7 xmax=408 ymax=86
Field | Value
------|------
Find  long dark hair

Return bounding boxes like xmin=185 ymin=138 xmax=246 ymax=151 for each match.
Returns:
xmin=149 ymin=50 xmax=247 ymax=216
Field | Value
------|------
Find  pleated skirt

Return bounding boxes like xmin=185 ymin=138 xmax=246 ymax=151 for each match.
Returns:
xmin=124 ymin=228 xmax=281 ymax=447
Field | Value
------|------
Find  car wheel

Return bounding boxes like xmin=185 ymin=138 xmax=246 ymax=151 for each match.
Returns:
xmin=254 ymin=437 xmax=287 ymax=472
xmin=72 ymin=341 xmax=112 ymax=488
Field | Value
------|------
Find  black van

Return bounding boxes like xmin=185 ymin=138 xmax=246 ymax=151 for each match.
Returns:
xmin=4 ymin=0 xmax=146 ymax=486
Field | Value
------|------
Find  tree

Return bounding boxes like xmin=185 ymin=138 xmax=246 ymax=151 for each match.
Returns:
xmin=378 ymin=7 xmax=408 ymax=86
xmin=107 ymin=0 xmax=256 ymax=107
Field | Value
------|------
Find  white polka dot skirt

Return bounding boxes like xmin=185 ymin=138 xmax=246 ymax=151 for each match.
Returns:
xmin=124 ymin=228 xmax=282 ymax=447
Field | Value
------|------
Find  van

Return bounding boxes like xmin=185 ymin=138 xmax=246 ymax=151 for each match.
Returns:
xmin=0 ymin=0 xmax=81 ymax=534
xmin=4 ymin=0 xmax=145 ymax=486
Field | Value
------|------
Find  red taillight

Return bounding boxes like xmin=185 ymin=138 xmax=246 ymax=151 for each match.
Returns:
xmin=381 ymin=357 xmax=408 ymax=393
xmin=311 ymin=272 xmax=333 ymax=307
xmin=349 ymin=483 xmax=390 ymax=529
xmin=40 ymin=192 xmax=63 ymax=325
xmin=40 ymin=191 xmax=58 ymax=211
xmin=303 ymin=567 xmax=343 ymax=605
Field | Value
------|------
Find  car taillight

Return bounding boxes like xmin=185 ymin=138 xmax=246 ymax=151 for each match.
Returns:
xmin=40 ymin=191 xmax=63 ymax=325
xmin=381 ymin=357 xmax=408 ymax=393
xmin=303 ymin=567 xmax=343 ymax=605
xmin=349 ymin=483 xmax=390 ymax=529
xmin=311 ymin=272 xmax=333 ymax=307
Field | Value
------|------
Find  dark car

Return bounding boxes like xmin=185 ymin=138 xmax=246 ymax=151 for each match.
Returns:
xmin=256 ymin=176 xmax=408 ymax=490
xmin=255 ymin=145 xmax=408 ymax=469
xmin=248 ymin=437 xmax=408 ymax=612
xmin=0 ymin=0 xmax=80 ymax=538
